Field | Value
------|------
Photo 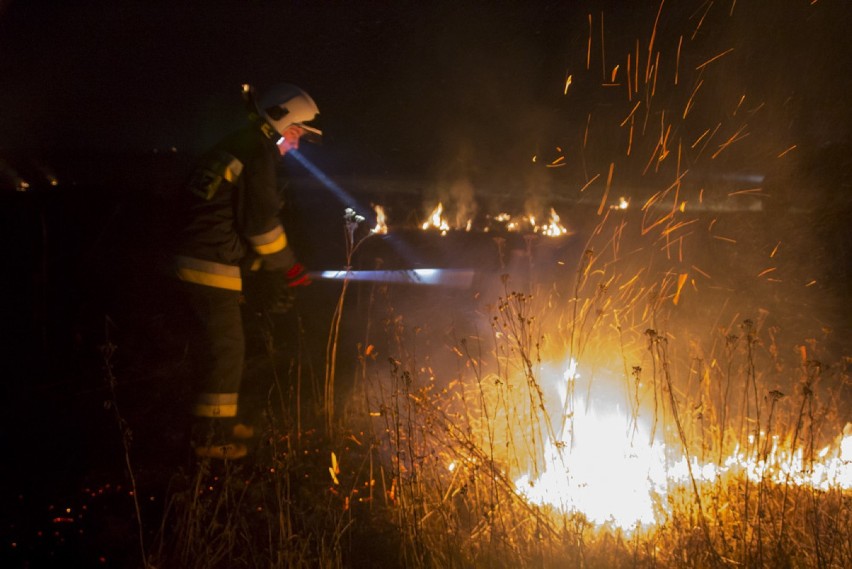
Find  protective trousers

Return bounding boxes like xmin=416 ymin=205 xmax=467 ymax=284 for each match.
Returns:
xmin=182 ymin=282 xmax=245 ymax=420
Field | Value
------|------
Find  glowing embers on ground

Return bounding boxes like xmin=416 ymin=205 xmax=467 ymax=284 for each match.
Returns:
xmin=514 ymin=359 xmax=852 ymax=531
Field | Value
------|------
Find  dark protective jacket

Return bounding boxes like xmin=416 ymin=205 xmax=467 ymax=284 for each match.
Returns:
xmin=174 ymin=120 xmax=296 ymax=290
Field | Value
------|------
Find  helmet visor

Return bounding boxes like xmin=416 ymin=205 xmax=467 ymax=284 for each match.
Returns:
xmin=297 ymin=120 xmax=322 ymax=144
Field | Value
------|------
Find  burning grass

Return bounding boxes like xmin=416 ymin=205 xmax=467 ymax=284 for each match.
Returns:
xmin=7 ymin=2 xmax=849 ymax=567
xmin=120 ymin=221 xmax=849 ymax=568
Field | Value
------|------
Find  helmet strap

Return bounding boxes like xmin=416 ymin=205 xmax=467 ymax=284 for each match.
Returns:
xmin=249 ymin=112 xmax=281 ymax=141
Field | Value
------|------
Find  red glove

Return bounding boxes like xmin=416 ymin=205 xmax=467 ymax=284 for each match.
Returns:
xmin=286 ymin=263 xmax=312 ymax=287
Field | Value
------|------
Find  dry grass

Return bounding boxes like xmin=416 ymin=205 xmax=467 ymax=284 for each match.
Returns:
xmin=130 ymin=230 xmax=849 ymax=568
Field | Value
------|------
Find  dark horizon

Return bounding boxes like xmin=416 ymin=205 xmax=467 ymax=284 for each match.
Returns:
xmin=2 ymin=1 xmax=850 ymax=180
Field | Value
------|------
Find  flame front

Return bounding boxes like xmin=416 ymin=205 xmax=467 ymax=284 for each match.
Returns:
xmin=514 ymin=359 xmax=852 ymax=531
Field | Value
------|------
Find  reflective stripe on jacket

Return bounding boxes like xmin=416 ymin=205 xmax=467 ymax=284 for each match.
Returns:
xmin=174 ymin=121 xmax=295 ymax=290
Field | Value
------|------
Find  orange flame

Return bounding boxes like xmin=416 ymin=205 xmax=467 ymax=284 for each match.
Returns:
xmin=371 ymin=204 xmax=388 ymax=235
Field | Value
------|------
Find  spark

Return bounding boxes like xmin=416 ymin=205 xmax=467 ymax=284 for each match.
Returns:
xmin=672 ymin=273 xmax=688 ymax=305
xmin=627 ymin=53 xmax=633 ymax=99
xmin=627 ymin=117 xmax=635 ymax=155
xmin=733 ymin=94 xmax=746 ymax=116
xmin=579 ymin=173 xmax=601 ymax=193
xmin=643 ymin=138 xmax=662 ymax=175
xmin=635 ymin=39 xmax=640 ymax=94
xmin=691 ymin=0 xmax=713 ymax=40
xmin=696 ymin=47 xmax=735 ymax=70
xmin=777 ymin=144 xmax=797 ymax=158
xmin=691 ymin=264 xmax=711 ymax=279
xmin=600 ymin=11 xmax=607 ymax=80
xmin=647 ymin=0 xmax=665 ymax=84
xmin=696 ymin=122 xmax=722 ymax=159
xmin=586 ymin=13 xmax=592 ymax=70
xmin=620 ymin=101 xmax=642 ymax=127
xmin=712 ymin=124 xmax=749 ymax=159
xmin=651 ymin=51 xmax=660 ymax=96
xmin=712 ymin=235 xmax=737 ymax=244
xmin=727 ymin=187 xmax=765 ymax=197
xmin=563 ymin=74 xmax=573 ymax=95
xmin=675 ymin=35 xmax=683 ymax=85
xmin=657 ymin=115 xmax=672 ymax=163
xmin=770 ymin=242 xmax=780 ymax=258
xmin=661 ymin=219 xmax=698 ymax=237
xmin=691 ymin=128 xmax=711 ymax=148
xmin=598 ymin=163 xmax=615 ymax=215
xmin=757 ymin=267 xmax=777 ymax=278
xmin=683 ymin=79 xmax=704 ymax=118
xmin=547 ymin=155 xmax=566 ymax=168
xmin=619 ymin=272 xmax=642 ymax=290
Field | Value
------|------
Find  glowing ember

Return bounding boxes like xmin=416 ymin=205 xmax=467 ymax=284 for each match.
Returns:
xmin=371 ymin=204 xmax=388 ymax=234
xmin=612 ymin=196 xmax=630 ymax=210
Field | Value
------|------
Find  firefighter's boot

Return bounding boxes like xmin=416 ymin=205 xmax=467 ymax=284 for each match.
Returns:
xmin=191 ymin=418 xmax=250 ymax=460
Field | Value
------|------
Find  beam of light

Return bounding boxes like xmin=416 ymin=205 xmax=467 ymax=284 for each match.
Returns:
xmin=312 ymin=268 xmax=475 ymax=288
xmin=289 ymin=149 xmax=422 ymax=264
xmin=288 ymin=149 xmax=362 ymax=208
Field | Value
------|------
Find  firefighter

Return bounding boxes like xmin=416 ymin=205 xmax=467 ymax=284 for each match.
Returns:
xmin=174 ymin=83 xmax=319 ymax=459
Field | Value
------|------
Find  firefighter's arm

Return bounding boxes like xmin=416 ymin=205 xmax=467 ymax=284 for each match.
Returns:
xmin=240 ymin=146 xmax=309 ymax=285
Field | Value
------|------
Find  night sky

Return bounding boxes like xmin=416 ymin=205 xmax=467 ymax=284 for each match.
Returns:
xmin=1 ymin=1 xmax=578 ymax=179
xmin=2 ymin=0 xmax=849 ymax=182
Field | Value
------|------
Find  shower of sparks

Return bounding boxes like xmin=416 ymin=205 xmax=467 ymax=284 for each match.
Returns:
xmin=399 ymin=0 xmax=848 ymax=539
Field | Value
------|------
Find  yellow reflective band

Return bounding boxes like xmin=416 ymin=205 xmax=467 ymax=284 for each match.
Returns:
xmin=176 ymin=267 xmax=242 ymax=291
xmin=193 ymin=403 xmax=239 ymax=418
xmin=194 ymin=392 xmax=239 ymax=418
xmin=250 ymin=225 xmax=287 ymax=255
xmin=222 ymin=160 xmax=242 ymax=183
xmin=175 ymin=256 xmax=243 ymax=290
xmin=253 ymin=233 xmax=286 ymax=255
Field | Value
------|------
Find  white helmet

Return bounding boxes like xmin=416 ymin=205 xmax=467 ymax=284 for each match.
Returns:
xmin=242 ymin=83 xmax=322 ymax=143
